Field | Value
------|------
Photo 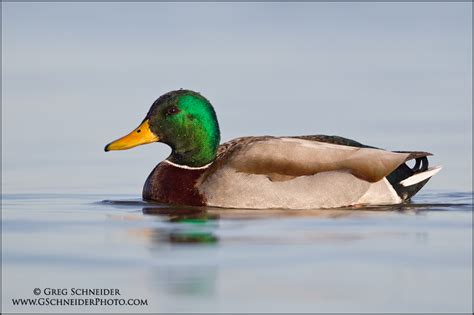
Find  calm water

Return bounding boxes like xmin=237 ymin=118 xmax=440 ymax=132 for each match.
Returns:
xmin=1 ymin=191 xmax=472 ymax=313
xmin=2 ymin=2 xmax=472 ymax=313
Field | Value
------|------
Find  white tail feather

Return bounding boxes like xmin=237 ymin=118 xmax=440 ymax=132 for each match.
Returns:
xmin=399 ymin=166 xmax=442 ymax=187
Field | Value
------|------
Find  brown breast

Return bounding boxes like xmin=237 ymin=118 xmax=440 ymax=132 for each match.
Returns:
xmin=142 ymin=161 xmax=207 ymax=206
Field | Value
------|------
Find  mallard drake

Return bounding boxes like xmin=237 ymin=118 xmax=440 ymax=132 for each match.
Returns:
xmin=105 ymin=89 xmax=441 ymax=209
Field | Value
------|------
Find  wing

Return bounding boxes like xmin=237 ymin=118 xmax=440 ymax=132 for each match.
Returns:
xmin=212 ymin=136 xmax=414 ymax=183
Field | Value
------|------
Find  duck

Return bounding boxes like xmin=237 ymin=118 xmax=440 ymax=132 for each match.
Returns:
xmin=104 ymin=89 xmax=442 ymax=209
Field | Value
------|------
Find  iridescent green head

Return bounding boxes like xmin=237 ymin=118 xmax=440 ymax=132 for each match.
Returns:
xmin=104 ymin=90 xmax=221 ymax=167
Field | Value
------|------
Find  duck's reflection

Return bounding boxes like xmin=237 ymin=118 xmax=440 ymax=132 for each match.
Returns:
xmin=140 ymin=206 xmax=220 ymax=299
xmin=136 ymin=203 xmax=430 ymax=247
xmin=142 ymin=206 xmax=219 ymax=244
xmin=123 ymin=202 xmax=438 ymax=301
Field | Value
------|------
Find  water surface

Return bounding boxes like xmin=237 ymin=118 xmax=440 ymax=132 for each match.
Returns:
xmin=2 ymin=191 xmax=472 ymax=312
xmin=2 ymin=2 xmax=472 ymax=313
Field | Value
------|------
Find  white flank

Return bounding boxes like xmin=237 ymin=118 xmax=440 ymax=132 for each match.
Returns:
xmin=399 ymin=166 xmax=443 ymax=187
xmin=356 ymin=177 xmax=402 ymax=205
xmin=164 ymin=159 xmax=212 ymax=170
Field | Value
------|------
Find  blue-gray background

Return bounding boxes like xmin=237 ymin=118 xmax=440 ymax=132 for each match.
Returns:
xmin=2 ymin=2 xmax=472 ymax=194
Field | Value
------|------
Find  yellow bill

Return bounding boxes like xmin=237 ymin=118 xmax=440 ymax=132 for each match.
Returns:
xmin=104 ymin=119 xmax=159 ymax=151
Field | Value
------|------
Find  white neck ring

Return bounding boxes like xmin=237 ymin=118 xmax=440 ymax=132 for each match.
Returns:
xmin=164 ymin=159 xmax=212 ymax=170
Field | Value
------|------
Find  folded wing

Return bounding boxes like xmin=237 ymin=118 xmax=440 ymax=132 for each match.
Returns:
xmin=220 ymin=137 xmax=411 ymax=183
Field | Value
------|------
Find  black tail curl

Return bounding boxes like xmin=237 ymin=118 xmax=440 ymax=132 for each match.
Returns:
xmin=386 ymin=156 xmax=431 ymax=201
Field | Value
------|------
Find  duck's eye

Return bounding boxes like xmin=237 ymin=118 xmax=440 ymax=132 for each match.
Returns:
xmin=166 ymin=106 xmax=180 ymax=116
